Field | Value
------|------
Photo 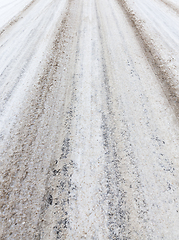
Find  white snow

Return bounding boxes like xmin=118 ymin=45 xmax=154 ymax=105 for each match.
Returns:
xmin=0 ymin=0 xmax=33 ymax=29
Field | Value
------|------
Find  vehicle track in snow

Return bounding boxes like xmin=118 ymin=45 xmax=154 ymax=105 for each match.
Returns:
xmin=1 ymin=0 xmax=179 ymax=239
xmin=159 ymin=0 xmax=179 ymax=14
xmin=118 ymin=0 xmax=179 ymax=119
xmin=0 ymin=0 xmax=39 ymax=36
xmin=0 ymin=0 xmax=68 ymax=143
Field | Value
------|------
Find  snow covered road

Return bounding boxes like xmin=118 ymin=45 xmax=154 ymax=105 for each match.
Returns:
xmin=1 ymin=0 xmax=179 ymax=239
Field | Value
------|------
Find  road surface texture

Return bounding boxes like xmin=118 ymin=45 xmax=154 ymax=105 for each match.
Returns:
xmin=0 ymin=0 xmax=179 ymax=239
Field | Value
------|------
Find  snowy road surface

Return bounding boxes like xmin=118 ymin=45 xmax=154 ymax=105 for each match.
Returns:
xmin=1 ymin=0 xmax=179 ymax=239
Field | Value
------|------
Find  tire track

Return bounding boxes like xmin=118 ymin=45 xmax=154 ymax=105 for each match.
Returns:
xmin=0 ymin=0 xmax=77 ymax=238
xmin=1 ymin=0 xmax=179 ymax=238
xmin=0 ymin=0 xmax=60 ymax=113
xmin=159 ymin=0 xmax=179 ymax=15
xmin=95 ymin=1 xmax=152 ymax=238
xmin=0 ymin=0 xmax=68 ymax=146
xmin=34 ymin=2 xmax=82 ymax=238
xmin=0 ymin=0 xmax=39 ymax=36
xmin=95 ymin=3 xmax=130 ymax=238
xmin=57 ymin=0 xmax=110 ymax=238
xmin=117 ymin=0 xmax=179 ymax=119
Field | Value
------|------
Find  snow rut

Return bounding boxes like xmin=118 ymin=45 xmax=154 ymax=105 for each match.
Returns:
xmin=0 ymin=0 xmax=77 ymax=238
xmin=0 ymin=0 xmax=39 ymax=36
xmin=118 ymin=0 xmax=179 ymax=118
xmin=159 ymin=0 xmax=179 ymax=14
xmin=1 ymin=0 xmax=179 ymax=239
